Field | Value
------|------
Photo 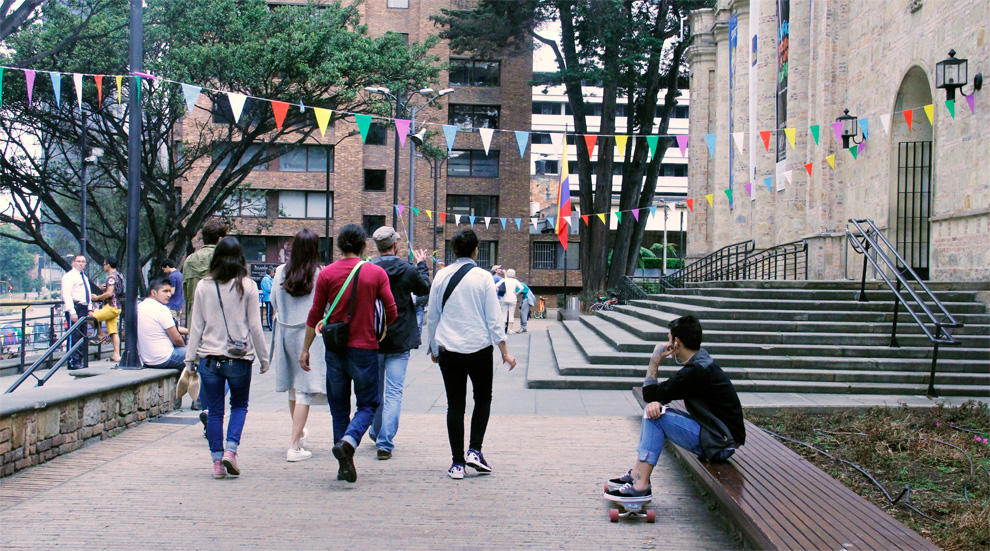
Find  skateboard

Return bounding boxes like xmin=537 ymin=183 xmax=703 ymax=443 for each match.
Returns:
xmin=604 ymin=485 xmax=655 ymax=523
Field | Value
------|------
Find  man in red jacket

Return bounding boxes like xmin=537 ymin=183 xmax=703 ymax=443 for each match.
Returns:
xmin=300 ymin=224 xmax=397 ymax=483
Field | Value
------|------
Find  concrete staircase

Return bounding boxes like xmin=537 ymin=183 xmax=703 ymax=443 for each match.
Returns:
xmin=528 ymin=281 xmax=990 ymax=396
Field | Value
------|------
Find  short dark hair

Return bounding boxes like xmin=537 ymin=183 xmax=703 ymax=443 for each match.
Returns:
xmin=161 ymin=259 xmax=176 ymax=269
xmin=201 ymin=220 xmax=228 ymax=245
xmin=266 ymin=267 xmax=275 ymax=275
xmin=450 ymin=228 xmax=479 ymax=258
xmin=337 ymin=224 xmax=367 ymax=255
xmin=668 ymin=315 xmax=703 ymax=350
xmin=149 ymin=278 xmax=173 ymax=292
xmin=73 ymin=254 xmax=86 ymax=262
xmin=103 ymin=257 xmax=119 ymax=269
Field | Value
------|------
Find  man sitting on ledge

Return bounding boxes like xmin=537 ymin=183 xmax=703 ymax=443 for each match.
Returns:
xmin=605 ymin=315 xmax=746 ymax=502
xmin=137 ymin=278 xmax=189 ymax=369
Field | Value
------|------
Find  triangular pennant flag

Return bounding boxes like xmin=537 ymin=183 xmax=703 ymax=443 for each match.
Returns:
xmin=134 ymin=76 xmax=141 ymax=105
xmin=298 ymin=100 xmax=305 ymax=113
xmin=115 ymin=75 xmax=123 ymax=104
xmin=547 ymin=216 xmax=555 ymax=227
xmin=515 ymin=131 xmax=529 ymax=158
xmin=784 ymin=128 xmax=796 ymax=149
xmin=73 ymin=73 xmax=83 ymax=110
xmin=632 ymin=209 xmax=640 ymax=222
xmin=858 ymin=142 xmax=866 ymax=156
xmin=686 ymin=199 xmax=694 ymax=212
xmin=454 ymin=214 xmax=461 ymax=225
xmin=314 ymin=107 xmax=332 ymax=137
xmin=0 ymin=68 xmax=4 ymax=108
xmin=468 ymin=215 xmax=476 ymax=226
xmin=880 ymin=113 xmax=892 ymax=135
xmin=832 ymin=121 xmax=843 ymax=143
xmin=724 ymin=189 xmax=733 ymax=202
xmin=581 ymin=214 xmax=589 ymax=225
xmin=783 ymin=170 xmax=793 ymax=185
xmin=614 ymin=211 xmax=621 ymax=223
xmin=396 ymin=204 xmax=405 ymax=217
xmin=425 ymin=210 xmax=433 ymax=221
xmin=732 ymin=132 xmax=744 ymax=153
xmin=484 ymin=217 xmax=491 ymax=229
xmin=923 ymin=104 xmax=934 ymax=125
xmin=764 ymin=177 xmax=773 ymax=192
xmin=549 ymin=132 xmax=562 ymax=149
xmin=945 ymin=99 xmax=955 ymax=118
xmin=94 ymin=75 xmax=103 ymax=105
xmin=759 ymin=131 xmax=772 ymax=151
xmin=705 ymin=194 xmax=714 ymax=207
xmin=48 ymin=72 xmax=61 ymax=108
xmin=530 ymin=218 xmax=538 ymax=230
xmin=355 ymin=114 xmax=372 ymax=142
xmin=903 ymin=109 xmax=913 ymax=130
xmin=25 ymin=69 xmax=36 ymax=107
xmin=804 ymin=162 xmax=814 ymax=176
xmin=514 ymin=218 xmax=522 ymax=230
xmin=584 ymin=135 xmax=597 ymax=157
xmin=809 ymin=125 xmax=820 ymax=145
xmin=965 ymin=94 xmax=976 ymax=114
xmin=597 ymin=213 xmax=607 ymax=225
xmin=849 ymin=146 xmax=858 ymax=160
xmin=649 ymin=205 xmax=657 ymax=219
xmin=479 ymin=128 xmax=494 ymax=155
xmin=271 ymin=100 xmax=289 ymax=131
xmin=614 ymin=135 xmax=628 ymax=155
xmin=705 ymin=134 xmax=717 ymax=157
xmin=439 ymin=212 xmax=447 ymax=224
xmin=227 ymin=92 xmax=247 ymax=124
xmin=858 ymin=118 xmax=869 ymax=140
xmin=442 ymin=124 xmax=459 ymax=152
xmin=744 ymin=183 xmax=753 ymax=197
xmin=826 ymin=154 xmax=835 ymax=169
xmin=395 ymin=119 xmax=411 ymax=148
xmin=675 ymin=135 xmax=688 ymax=157
xmin=647 ymin=135 xmax=659 ymax=159
xmin=182 ymin=83 xmax=202 ymax=116
xmin=412 ymin=207 xmax=419 ymax=217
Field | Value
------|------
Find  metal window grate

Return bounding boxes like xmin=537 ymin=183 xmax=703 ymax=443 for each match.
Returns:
xmin=532 ymin=242 xmax=557 ymax=269
xmin=896 ymin=141 xmax=932 ymax=279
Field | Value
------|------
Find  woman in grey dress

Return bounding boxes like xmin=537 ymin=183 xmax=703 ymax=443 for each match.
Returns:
xmin=270 ymin=230 xmax=328 ymax=462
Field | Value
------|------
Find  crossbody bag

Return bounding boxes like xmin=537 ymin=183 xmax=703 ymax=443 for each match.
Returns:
xmin=215 ymin=281 xmax=249 ymax=357
xmin=319 ymin=261 xmax=364 ymax=353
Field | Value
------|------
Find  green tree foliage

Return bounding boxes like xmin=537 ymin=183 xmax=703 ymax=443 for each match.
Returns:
xmin=0 ymin=228 xmax=41 ymax=292
xmin=1 ymin=0 xmax=442 ymax=279
xmin=433 ymin=0 xmax=709 ymax=290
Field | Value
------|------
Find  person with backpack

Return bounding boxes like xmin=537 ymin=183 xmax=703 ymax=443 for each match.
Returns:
xmin=300 ymin=224 xmax=397 ymax=483
xmin=496 ymin=269 xmax=524 ymax=334
xmin=91 ymin=256 xmax=124 ymax=362
xmin=368 ymin=226 xmax=431 ymax=460
xmin=425 ymin=229 xmax=517 ymax=480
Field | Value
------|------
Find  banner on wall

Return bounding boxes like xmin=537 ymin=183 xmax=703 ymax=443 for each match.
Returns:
xmin=775 ymin=0 xmax=790 ymax=184
xmin=749 ymin=0 xmax=759 ymax=189
xmin=728 ymin=12 xmax=738 ymax=209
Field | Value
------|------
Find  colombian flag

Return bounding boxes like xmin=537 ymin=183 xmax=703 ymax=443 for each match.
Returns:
xmin=555 ymin=136 xmax=571 ymax=250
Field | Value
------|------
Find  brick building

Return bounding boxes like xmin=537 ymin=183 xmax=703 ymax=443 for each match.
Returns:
xmin=686 ymin=0 xmax=989 ymax=280
xmin=179 ymin=0 xmax=533 ymax=283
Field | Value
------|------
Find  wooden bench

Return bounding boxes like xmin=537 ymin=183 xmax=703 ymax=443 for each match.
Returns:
xmin=632 ymin=388 xmax=939 ymax=551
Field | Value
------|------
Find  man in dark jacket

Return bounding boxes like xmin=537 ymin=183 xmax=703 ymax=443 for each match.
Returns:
xmin=605 ymin=315 xmax=745 ymax=503
xmin=369 ymin=226 xmax=431 ymax=460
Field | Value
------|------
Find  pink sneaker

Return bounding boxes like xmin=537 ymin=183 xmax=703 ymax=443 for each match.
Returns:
xmin=222 ymin=451 xmax=240 ymax=477
xmin=212 ymin=461 xmax=225 ymax=479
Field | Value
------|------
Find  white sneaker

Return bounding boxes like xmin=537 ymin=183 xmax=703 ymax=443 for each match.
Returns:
xmin=299 ymin=428 xmax=309 ymax=448
xmin=286 ymin=447 xmax=312 ymax=462
xmin=447 ymin=463 xmax=465 ymax=479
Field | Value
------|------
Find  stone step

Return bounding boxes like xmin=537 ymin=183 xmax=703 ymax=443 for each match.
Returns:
xmin=683 ymin=280 xmax=990 ymax=292
xmin=614 ymin=304 xmax=990 ymax=337
xmin=579 ymin=314 xmax=988 ymax=361
xmin=646 ymin=293 xmax=986 ymax=315
xmin=664 ymin=287 xmax=985 ymax=304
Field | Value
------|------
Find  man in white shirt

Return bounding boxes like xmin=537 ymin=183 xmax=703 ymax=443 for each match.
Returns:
xmin=425 ymin=229 xmax=517 ymax=480
xmin=60 ymin=255 xmax=93 ymax=369
xmin=137 ymin=278 xmax=188 ymax=369
xmin=497 ymin=269 xmax=524 ymax=334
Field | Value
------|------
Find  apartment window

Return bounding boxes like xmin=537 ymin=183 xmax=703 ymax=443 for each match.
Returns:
xmin=363 ymin=215 xmax=386 ymax=236
xmin=366 ymin=123 xmax=387 ymax=146
xmin=532 ymin=241 xmax=580 ymax=270
xmin=216 ymin=144 xmax=268 ymax=171
xmin=278 ymin=145 xmax=332 ymax=172
xmin=446 ymin=195 xmax=498 ymax=220
xmin=223 ymin=189 xmax=268 ymax=218
xmin=531 ymin=133 xmax=552 ymax=145
xmin=240 ymin=236 xmax=267 ymax=262
xmin=446 ymin=240 xmax=498 ymax=269
xmin=447 ymin=150 xmax=498 ymax=178
xmin=364 ymin=169 xmax=387 ymax=191
xmin=535 ymin=160 xmax=559 ymax=175
xmin=279 ymin=191 xmax=332 ymax=219
xmin=449 ymin=59 xmax=500 ymax=87
xmin=449 ymin=104 xmax=500 ymax=130
xmin=661 ymin=163 xmax=688 ymax=177
xmin=532 ymin=102 xmax=562 ymax=115
xmin=387 ymin=0 xmax=409 ymax=8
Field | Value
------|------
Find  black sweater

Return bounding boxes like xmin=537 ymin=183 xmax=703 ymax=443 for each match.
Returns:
xmin=372 ymin=255 xmax=431 ymax=353
xmin=643 ymin=348 xmax=746 ymax=458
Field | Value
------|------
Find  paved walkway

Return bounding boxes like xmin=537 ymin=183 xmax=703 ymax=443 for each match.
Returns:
xmin=0 ymin=318 xmax=741 ymax=550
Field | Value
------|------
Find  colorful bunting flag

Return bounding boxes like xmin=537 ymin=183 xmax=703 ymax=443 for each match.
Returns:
xmin=784 ymin=128 xmax=796 ymax=149
xmin=225 ymin=92 xmax=247 ymax=124
xmin=25 ymin=69 xmax=36 ymax=107
xmin=945 ymin=99 xmax=955 ymax=118
xmin=809 ymin=125 xmax=820 ymax=145
xmin=614 ymin=135 xmax=628 ymax=156
xmin=879 ymin=113 xmax=891 ymax=135
xmin=783 ymin=170 xmax=793 ymax=186
xmin=442 ymin=124 xmax=458 ymax=152
xmin=675 ymin=135 xmax=688 ymax=157
xmin=412 ymin=207 xmax=418 ymax=216
xmin=832 ymin=121 xmax=843 ymax=143
xmin=454 ymin=214 xmax=461 ymax=225
xmin=965 ymin=94 xmax=976 ymax=114
xmin=581 ymin=214 xmax=589 ymax=225
xmin=849 ymin=146 xmax=858 ymax=160
xmin=903 ymin=109 xmax=913 ymax=130
xmin=649 ymin=205 xmax=657 ymax=219
xmin=705 ymin=194 xmax=714 ymax=207
xmin=355 ymin=113 xmax=372 ymax=142
xmin=857 ymin=142 xmax=866 ymax=156
xmin=395 ymin=119 xmax=411 ymax=148
xmin=396 ymin=204 xmax=405 ymax=217
xmin=73 ymin=73 xmax=83 ymax=110
xmin=115 ymin=75 xmax=122 ymax=104
xmin=531 ymin=218 xmax=538 ymax=231
xmin=614 ymin=211 xmax=622 ymax=223
xmin=314 ymin=107 xmax=332 ymax=137
xmin=515 ymin=131 xmax=529 ymax=158
xmin=744 ymin=183 xmax=753 ymax=197
xmin=479 ymin=128 xmax=494 ymax=155
xmin=724 ymin=189 xmax=733 ymax=203
xmin=759 ymin=130 xmax=772 ymax=151
xmin=94 ymin=75 xmax=103 ymax=105
xmin=584 ymin=135 xmax=597 ymax=157
xmin=514 ymin=218 xmax=522 ymax=230
xmin=705 ymin=134 xmax=717 ymax=157
xmin=484 ymin=217 xmax=491 ymax=229
xmin=49 ymin=72 xmax=61 ymax=108
xmin=469 ymin=215 xmax=476 ymax=226
xmin=804 ymin=162 xmax=814 ymax=176
xmin=499 ymin=217 xmax=506 ymax=229
xmin=686 ymin=199 xmax=694 ymax=212
xmin=764 ymin=177 xmax=772 ymax=192
xmin=826 ymin=154 xmax=835 ymax=169
xmin=182 ymin=84 xmax=202 ymax=115
xmin=732 ymin=132 xmax=745 ymax=153
xmin=632 ymin=209 xmax=640 ymax=222
xmin=647 ymin=135 xmax=659 ymax=159
xmin=597 ymin=213 xmax=607 ymax=225
xmin=298 ymin=100 xmax=305 ymax=113
xmin=270 ymin=101 xmax=289 ymax=131
xmin=425 ymin=210 xmax=432 ymax=221
xmin=439 ymin=212 xmax=447 ymax=224
xmin=858 ymin=118 xmax=869 ymax=140
xmin=923 ymin=104 xmax=934 ymax=125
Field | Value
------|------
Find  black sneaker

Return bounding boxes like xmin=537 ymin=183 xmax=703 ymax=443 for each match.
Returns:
xmin=377 ymin=449 xmax=392 ymax=461
xmin=332 ymin=441 xmax=357 ymax=483
xmin=606 ymin=469 xmax=634 ymax=491
xmin=605 ymin=483 xmax=652 ymax=503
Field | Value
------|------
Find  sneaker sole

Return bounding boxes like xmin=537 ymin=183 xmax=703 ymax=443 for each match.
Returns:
xmin=222 ymin=458 xmax=240 ymax=477
xmin=332 ymin=446 xmax=357 ymax=483
xmin=213 ymin=472 xmax=225 ymax=479
xmin=447 ymin=471 xmax=465 ymax=480
xmin=466 ymin=460 xmax=492 ymax=474
xmin=286 ymin=454 xmax=312 ymax=462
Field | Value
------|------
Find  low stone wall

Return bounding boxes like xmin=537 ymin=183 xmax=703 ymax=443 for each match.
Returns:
xmin=0 ymin=370 xmax=180 ymax=477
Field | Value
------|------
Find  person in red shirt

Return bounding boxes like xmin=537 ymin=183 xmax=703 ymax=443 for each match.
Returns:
xmin=301 ymin=224 xmax=397 ymax=483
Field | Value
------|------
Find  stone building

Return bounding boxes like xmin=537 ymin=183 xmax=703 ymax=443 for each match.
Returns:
xmin=686 ymin=0 xmax=989 ymax=281
xmin=180 ymin=0 xmax=532 ymax=282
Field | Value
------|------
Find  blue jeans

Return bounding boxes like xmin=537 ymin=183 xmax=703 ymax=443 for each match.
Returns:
xmin=264 ymin=302 xmax=273 ymax=329
xmin=371 ymin=351 xmax=410 ymax=452
xmin=325 ymin=347 xmax=380 ymax=448
xmin=520 ymin=301 xmax=531 ymax=329
xmin=415 ymin=305 xmax=424 ymax=334
xmin=146 ymin=347 xmax=186 ymax=369
xmin=198 ymin=357 xmax=252 ymax=462
xmin=637 ymin=408 xmax=734 ymax=465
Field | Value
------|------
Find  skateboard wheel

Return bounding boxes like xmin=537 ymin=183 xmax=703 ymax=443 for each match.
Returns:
xmin=646 ymin=510 xmax=656 ymax=523
xmin=610 ymin=509 xmax=619 ymax=523
xmin=604 ymin=484 xmax=610 ymax=494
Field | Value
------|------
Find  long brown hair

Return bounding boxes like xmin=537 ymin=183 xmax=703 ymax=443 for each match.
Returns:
xmin=209 ymin=236 xmax=248 ymax=298
xmin=282 ymin=229 xmax=320 ymax=297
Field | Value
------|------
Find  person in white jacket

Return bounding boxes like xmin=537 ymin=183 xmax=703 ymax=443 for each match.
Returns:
xmin=497 ymin=269 xmax=523 ymax=334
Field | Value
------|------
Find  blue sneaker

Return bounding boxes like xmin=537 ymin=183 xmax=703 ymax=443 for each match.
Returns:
xmin=447 ymin=463 xmax=465 ymax=479
xmin=466 ymin=449 xmax=492 ymax=474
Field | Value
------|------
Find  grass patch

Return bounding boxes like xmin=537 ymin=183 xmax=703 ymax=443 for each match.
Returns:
xmin=746 ymin=401 xmax=990 ymax=551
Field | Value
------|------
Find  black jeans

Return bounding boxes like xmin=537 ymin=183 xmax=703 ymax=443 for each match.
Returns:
xmin=65 ymin=303 xmax=89 ymax=369
xmin=439 ymin=346 xmax=493 ymax=465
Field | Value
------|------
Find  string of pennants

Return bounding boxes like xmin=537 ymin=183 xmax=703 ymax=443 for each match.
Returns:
xmin=0 ymin=65 xmax=981 ymax=213
xmin=395 ymin=201 xmax=685 ymax=231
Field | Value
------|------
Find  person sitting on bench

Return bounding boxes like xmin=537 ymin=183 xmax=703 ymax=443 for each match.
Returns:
xmin=605 ymin=315 xmax=746 ymax=502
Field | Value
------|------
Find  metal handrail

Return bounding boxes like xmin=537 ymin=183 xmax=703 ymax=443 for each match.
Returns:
xmin=0 ymin=300 xmax=63 ymax=373
xmin=845 ymin=218 xmax=962 ymax=397
xmin=739 ymin=240 xmax=809 ymax=281
xmin=651 ymin=239 xmax=756 ymax=291
xmin=5 ymin=316 xmax=95 ymax=394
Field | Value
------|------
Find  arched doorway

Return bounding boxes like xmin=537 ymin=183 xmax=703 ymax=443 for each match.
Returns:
xmin=889 ymin=67 xmax=934 ymax=279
